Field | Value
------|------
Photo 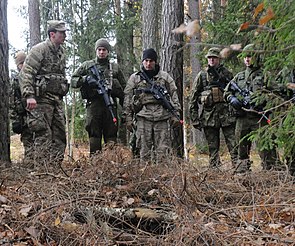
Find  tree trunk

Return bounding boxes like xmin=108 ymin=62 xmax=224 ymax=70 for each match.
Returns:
xmin=115 ymin=0 xmax=137 ymax=146
xmin=188 ymin=0 xmax=206 ymax=153
xmin=0 ymin=0 xmax=11 ymax=163
xmin=160 ymin=0 xmax=184 ymax=157
xmin=28 ymin=0 xmax=41 ymax=47
xmin=142 ymin=0 xmax=160 ymax=50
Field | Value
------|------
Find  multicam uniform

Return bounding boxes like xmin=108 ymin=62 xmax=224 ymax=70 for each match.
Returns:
xmin=9 ymin=72 xmax=33 ymax=159
xmin=71 ymin=58 xmax=125 ymax=154
xmin=224 ymin=66 xmax=280 ymax=172
xmin=20 ymin=38 xmax=68 ymax=162
xmin=123 ymin=66 xmax=180 ymax=162
xmin=190 ymin=65 xmax=237 ymax=167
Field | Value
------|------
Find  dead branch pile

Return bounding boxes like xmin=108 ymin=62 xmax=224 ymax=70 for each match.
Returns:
xmin=1 ymin=144 xmax=294 ymax=245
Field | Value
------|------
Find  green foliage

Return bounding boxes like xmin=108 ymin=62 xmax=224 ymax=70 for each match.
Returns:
xmin=202 ymin=0 xmax=295 ymax=162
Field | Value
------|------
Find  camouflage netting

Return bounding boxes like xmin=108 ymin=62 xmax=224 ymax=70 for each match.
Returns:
xmin=1 ymin=144 xmax=294 ymax=245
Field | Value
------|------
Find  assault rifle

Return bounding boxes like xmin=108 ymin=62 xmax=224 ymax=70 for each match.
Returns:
xmin=89 ymin=65 xmax=117 ymax=124
xmin=207 ymin=66 xmax=228 ymax=89
xmin=229 ymin=80 xmax=271 ymax=124
xmin=229 ymin=80 xmax=251 ymax=108
xmin=139 ymin=70 xmax=183 ymax=124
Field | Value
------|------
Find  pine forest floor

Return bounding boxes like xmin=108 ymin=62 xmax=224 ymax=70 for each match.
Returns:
xmin=0 ymin=135 xmax=294 ymax=245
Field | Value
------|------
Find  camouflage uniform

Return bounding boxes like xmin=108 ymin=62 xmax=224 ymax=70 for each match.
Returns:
xmin=224 ymin=65 xmax=279 ymax=173
xmin=10 ymin=72 xmax=34 ymax=159
xmin=71 ymin=41 xmax=125 ymax=155
xmin=123 ymin=64 xmax=181 ymax=162
xmin=190 ymin=49 xmax=237 ymax=168
xmin=19 ymin=21 xmax=68 ymax=163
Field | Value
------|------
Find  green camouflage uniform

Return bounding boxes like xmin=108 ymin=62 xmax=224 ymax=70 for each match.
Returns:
xmin=9 ymin=72 xmax=34 ymax=159
xmin=71 ymin=57 xmax=125 ymax=154
xmin=224 ymin=66 xmax=280 ymax=173
xmin=123 ymin=65 xmax=180 ymax=162
xmin=19 ymin=39 xmax=68 ymax=162
xmin=190 ymin=65 xmax=237 ymax=167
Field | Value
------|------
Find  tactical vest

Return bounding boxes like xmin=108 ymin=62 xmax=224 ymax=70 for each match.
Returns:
xmin=199 ymin=70 xmax=225 ymax=107
xmin=32 ymin=40 xmax=68 ymax=97
xmin=80 ymin=62 xmax=119 ymax=100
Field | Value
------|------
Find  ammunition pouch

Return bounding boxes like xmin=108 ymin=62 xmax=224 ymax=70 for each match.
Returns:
xmin=35 ymin=74 xmax=69 ymax=97
xmin=132 ymin=88 xmax=161 ymax=113
xmin=200 ymin=90 xmax=213 ymax=107
xmin=211 ymin=87 xmax=225 ymax=103
xmin=200 ymin=87 xmax=225 ymax=107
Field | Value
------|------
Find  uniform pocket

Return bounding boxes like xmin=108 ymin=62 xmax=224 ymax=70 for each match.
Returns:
xmin=26 ymin=109 xmax=47 ymax=132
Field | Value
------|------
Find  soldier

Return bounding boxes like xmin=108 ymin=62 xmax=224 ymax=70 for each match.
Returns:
xmin=123 ymin=48 xmax=181 ymax=162
xmin=19 ymin=20 xmax=69 ymax=163
xmin=224 ymin=44 xmax=280 ymax=173
xmin=71 ymin=38 xmax=126 ymax=155
xmin=10 ymin=51 xmax=34 ymax=162
xmin=190 ymin=47 xmax=237 ymax=168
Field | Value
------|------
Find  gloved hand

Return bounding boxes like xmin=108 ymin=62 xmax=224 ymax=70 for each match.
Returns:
xmin=229 ymin=96 xmax=242 ymax=110
xmin=86 ymin=75 xmax=97 ymax=88
xmin=192 ymin=120 xmax=202 ymax=130
xmin=126 ymin=121 xmax=134 ymax=132
xmin=170 ymin=116 xmax=181 ymax=128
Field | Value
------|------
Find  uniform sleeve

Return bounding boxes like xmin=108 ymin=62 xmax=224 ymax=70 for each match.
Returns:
xmin=71 ymin=63 xmax=88 ymax=88
xmin=19 ymin=46 xmax=43 ymax=98
xmin=123 ymin=74 xmax=136 ymax=123
xmin=166 ymin=73 xmax=181 ymax=114
xmin=112 ymin=67 xmax=126 ymax=106
xmin=189 ymin=72 xmax=203 ymax=122
xmin=223 ymin=74 xmax=238 ymax=102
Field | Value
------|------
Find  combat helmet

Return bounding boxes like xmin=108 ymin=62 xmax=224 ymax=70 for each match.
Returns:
xmin=239 ymin=44 xmax=255 ymax=58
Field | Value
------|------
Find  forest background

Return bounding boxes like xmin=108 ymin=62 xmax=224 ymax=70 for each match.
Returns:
xmin=1 ymin=0 xmax=294 ymax=161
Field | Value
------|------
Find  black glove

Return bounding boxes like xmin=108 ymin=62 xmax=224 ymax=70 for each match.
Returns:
xmin=12 ymin=121 xmax=23 ymax=134
xmin=229 ymin=96 xmax=243 ymax=110
xmin=86 ymin=75 xmax=97 ymax=88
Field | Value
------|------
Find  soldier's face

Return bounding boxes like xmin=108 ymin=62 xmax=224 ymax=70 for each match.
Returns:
xmin=142 ymin=59 xmax=155 ymax=70
xmin=207 ymin=56 xmax=220 ymax=67
xmin=96 ymin=47 xmax=109 ymax=59
xmin=244 ymin=56 xmax=252 ymax=67
xmin=52 ymin=31 xmax=66 ymax=45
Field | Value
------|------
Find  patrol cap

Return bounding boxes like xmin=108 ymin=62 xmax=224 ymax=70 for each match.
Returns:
xmin=47 ymin=20 xmax=67 ymax=32
xmin=95 ymin=38 xmax=111 ymax=51
xmin=14 ymin=51 xmax=26 ymax=66
xmin=205 ymin=47 xmax=221 ymax=58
